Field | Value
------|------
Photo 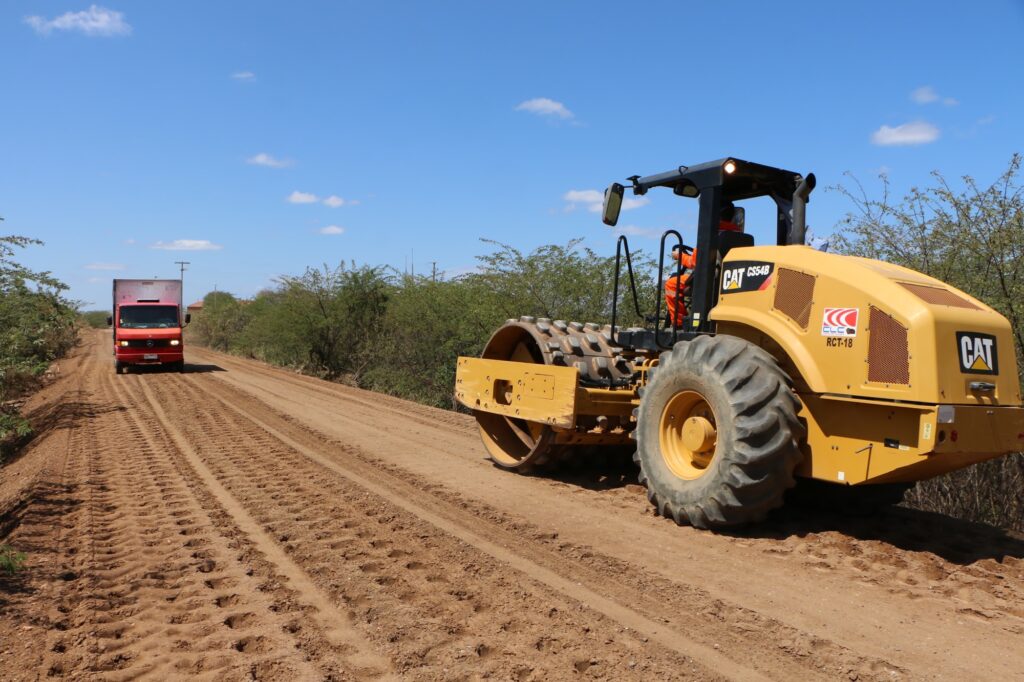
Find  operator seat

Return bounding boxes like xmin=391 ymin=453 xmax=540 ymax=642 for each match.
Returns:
xmin=718 ymin=230 xmax=755 ymax=257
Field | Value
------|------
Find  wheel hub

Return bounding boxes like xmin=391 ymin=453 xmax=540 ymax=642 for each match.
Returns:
xmin=681 ymin=416 xmax=717 ymax=454
xmin=659 ymin=390 xmax=718 ymax=480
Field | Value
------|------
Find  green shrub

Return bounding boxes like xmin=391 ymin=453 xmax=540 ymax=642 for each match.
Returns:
xmin=0 ymin=545 xmax=27 ymax=575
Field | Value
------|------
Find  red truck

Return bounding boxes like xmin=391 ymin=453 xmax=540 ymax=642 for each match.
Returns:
xmin=106 ymin=279 xmax=190 ymax=374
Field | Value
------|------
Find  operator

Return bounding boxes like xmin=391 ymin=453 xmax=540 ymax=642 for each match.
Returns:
xmin=664 ymin=202 xmax=743 ymax=326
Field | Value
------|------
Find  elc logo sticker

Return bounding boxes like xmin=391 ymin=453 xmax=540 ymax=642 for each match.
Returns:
xmin=821 ymin=308 xmax=859 ymax=337
xmin=956 ymin=332 xmax=998 ymax=375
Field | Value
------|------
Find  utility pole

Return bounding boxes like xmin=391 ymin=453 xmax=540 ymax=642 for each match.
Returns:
xmin=175 ymin=261 xmax=190 ymax=318
xmin=431 ymin=261 xmax=437 ymax=282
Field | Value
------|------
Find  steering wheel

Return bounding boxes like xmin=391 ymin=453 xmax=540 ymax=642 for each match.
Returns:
xmin=675 ymin=243 xmax=694 ymax=255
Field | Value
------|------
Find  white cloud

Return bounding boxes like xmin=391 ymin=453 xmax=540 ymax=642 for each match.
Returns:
xmin=246 ymin=152 xmax=292 ymax=168
xmin=870 ymin=121 xmax=939 ymax=146
xmin=910 ymin=85 xmax=958 ymax=107
xmin=563 ymin=189 xmax=649 ymax=213
xmin=123 ymin=238 xmax=136 ymax=245
xmin=319 ymin=225 xmax=345 ymax=235
xmin=910 ymin=86 xmax=938 ymax=104
xmin=85 ymin=262 xmax=124 ymax=271
xmin=287 ymin=190 xmax=318 ymax=204
xmin=612 ymin=225 xmax=662 ymax=238
xmin=622 ymin=197 xmax=650 ymax=211
xmin=516 ymin=97 xmax=574 ymax=119
xmin=322 ymin=195 xmax=346 ymax=208
xmin=231 ymin=71 xmax=255 ymax=81
xmin=564 ymin=189 xmax=603 ymax=207
xmin=25 ymin=5 xmax=131 ymax=37
xmin=444 ymin=264 xmax=482 ymax=278
xmin=977 ymin=115 xmax=996 ymax=125
xmin=151 ymin=239 xmax=223 ymax=251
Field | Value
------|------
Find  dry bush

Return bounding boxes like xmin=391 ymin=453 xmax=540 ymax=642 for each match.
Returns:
xmin=905 ymin=454 xmax=1024 ymax=532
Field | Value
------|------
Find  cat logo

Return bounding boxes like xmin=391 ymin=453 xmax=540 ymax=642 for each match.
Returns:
xmin=719 ymin=261 xmax=774 ymax=294
xmin=956 ymin=332 xmax=998 ymax=375
xmin=722 ymin=267 xmax=744 ymax=290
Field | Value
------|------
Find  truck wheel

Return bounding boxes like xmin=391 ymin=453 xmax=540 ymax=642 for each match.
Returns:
xmin=115 ymin=361 xmax=125 ymax=375
xmin=634 ymin=335 xmax=804 ymax=529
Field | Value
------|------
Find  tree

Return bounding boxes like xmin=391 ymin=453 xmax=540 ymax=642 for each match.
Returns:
xmin=0 ymin=235 xmax=76 ymax=450
xmin=833 ymin=154 xmax=1024 ymax=370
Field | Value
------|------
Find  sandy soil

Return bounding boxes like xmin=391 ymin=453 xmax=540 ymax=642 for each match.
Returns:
xmin=1 ymin=330 xmax=1023 ymax=680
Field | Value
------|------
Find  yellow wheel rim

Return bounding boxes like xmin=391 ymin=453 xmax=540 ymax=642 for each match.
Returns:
xmin=659 ymin=390 xmax=718 ymax=480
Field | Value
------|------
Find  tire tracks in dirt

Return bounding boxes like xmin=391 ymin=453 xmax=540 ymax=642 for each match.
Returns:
xmin=131 ymin=376 xmax=396 ymax=680
xmin=141 ymin=371 xmax=718 ymax=680
xmin=33 ymin=338 xmax=384 ymax=680
xmin=191 ymin=343 xmax=1024 ymax=679
xmin=173 ymin=352 xmax=908 ymax=680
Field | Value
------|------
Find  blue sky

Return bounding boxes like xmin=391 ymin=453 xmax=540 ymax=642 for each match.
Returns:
xmin=1 ymin=2 xmax=1022 ymax=308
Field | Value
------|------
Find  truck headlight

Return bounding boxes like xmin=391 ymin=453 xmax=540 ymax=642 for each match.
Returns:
xmin=170 ymin=339 xmax=180 ymax=346
xmin=119 ymin=340 xmax=129 ymax=347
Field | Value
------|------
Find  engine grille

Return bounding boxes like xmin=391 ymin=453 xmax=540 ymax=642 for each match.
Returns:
xmin=773 ymin=268 xmax=815 ymax=329
xmin=898 ymin=282 xmax=980 ymax=310
xmin=867 ymin=306 xmax=910 ymax=385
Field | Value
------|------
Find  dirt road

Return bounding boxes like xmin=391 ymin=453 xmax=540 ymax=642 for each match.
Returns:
xmin=2 ymin=331 xmax=1023 ymax=680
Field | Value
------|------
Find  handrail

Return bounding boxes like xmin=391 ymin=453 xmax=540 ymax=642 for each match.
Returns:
xmin=654 ymin=230 xmax=685 ymax=349
xmin=610 ymin=235 xmax=643 ymax=346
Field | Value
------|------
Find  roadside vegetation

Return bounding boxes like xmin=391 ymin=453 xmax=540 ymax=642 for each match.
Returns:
xmin=189 ymin=240 xmax=656 ymax=408
xmin=80 ymin=310 xmax=110 ymax=328
xmin=191 ymin=156 xmax=1024 ymax=531
xmin=0 ymin=235 xmax=77 ymax=460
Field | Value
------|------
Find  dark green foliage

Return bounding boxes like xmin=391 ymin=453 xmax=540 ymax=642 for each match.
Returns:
xmin=192 ymin=264 xmax=391 ymax=381
xmin=192 ymin=239 xmax=659 ymax=408
xmin=1 ymin=235 xmax=77 ymax=452
xmin=834 ymin=154 xmax=1024 ymax=531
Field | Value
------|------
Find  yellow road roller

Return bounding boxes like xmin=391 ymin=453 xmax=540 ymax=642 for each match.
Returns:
xmin=455 ymin=158 xmax=1024 ymax=528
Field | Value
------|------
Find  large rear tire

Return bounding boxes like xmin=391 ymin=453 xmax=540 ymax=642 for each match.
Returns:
xmin=634 ymin=335 xmax=804 ymax=529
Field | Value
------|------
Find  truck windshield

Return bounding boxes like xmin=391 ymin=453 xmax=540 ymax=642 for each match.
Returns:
xmin=119 ymin=305 xmax=180 ymax=329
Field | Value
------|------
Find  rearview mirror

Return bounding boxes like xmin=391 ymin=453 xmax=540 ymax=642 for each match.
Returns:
xmin=106 ymin=315 xmax=112 ymax=326
xmin=602 ymin=183 xmax=624 ymax=226
xmin=185 ymin=313 xmax=191 ymax=325
xmin=732 ymin=207 xmax=745 ymax=230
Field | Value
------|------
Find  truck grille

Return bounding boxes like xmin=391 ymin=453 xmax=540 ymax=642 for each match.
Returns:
xmin=773 ymin=268 xmax=815 ymax=329
xmin=867 ymin=306 xmax=910 ymax=385
xmin=123 ymin=339 xmax=173 ymax=349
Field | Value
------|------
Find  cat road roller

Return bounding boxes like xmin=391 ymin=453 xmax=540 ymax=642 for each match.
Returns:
xmin=455 ymin=158 xmax=1024 ymax=529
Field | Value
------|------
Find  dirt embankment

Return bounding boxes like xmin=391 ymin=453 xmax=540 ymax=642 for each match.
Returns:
xmin=2 ymin=331 xmax=1023 ymax=680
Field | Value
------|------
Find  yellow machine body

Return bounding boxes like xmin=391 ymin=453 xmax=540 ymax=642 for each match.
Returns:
xmin=712 ymin=244 xmax=1024 ymax=484
xmin=455 ymin=245 xmax=1024 ymax=485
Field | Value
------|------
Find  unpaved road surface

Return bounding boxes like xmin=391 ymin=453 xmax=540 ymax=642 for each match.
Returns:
xmin=2 ymin=331 xmax=1023 ymax=680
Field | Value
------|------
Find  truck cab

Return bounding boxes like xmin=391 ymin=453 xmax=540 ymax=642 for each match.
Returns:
xmin=107 ymin=279 xmax=189 ymax=373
